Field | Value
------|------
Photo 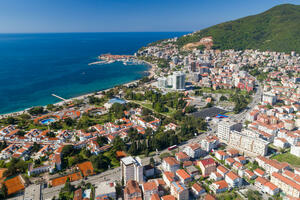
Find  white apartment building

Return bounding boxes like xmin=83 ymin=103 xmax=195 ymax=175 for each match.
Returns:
xmin=263 ymin=92 xmax=277 ymax=105
xmin=271 ymin=172 xmax=300 ymax=198
xmin=121 ymin=156 xmax=144 ymax=185
xmin=157 ymin=77 xmax=168 ymax=88
xmin=172 ymin=71 xmax=185 ymax=90
xmin=291 ymin=144 xmax=300 ymax=157
xmin=170 ymin=181 xmax=189 ymax=200
xmin=229 ymin=131 xmax=269 ymax=156
xmin=217 ymin=120 xmax=242 ymax=142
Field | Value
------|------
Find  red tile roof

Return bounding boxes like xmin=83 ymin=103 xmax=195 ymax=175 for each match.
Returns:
xmin=192 ymin=182 xmax=204 ymax=192
xmin=226 ymin=171 xmax=239 ymax=180
xmin=199 ymin=158 xmax=215 ymax=167
xmin=272 ymin=172 xmax=300 ymax=191
xmin=213 ymin=180 xmax=228 ymax=189
xmin=161 ymin=195 xmax=176 ymax=200
xmin=264 ymin=182 xmax=278 ymax=191
xmin=163 ymin=157 xmax=179 ymax=166
xmin=256 ymin=176 xmax=268 ymax=185
xmin=143 ymin=181 xmax=157 ymax=191
xmin=176 ymin=169 xmax=191 ymax=180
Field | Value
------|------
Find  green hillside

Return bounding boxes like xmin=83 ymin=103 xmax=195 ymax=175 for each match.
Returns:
xmin=176 ymin=4 xmax=300 ymax=53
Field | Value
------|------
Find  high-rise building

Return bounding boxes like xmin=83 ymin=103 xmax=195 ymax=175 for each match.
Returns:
xmin=262 ymin=92 xmax=277 ymax=105
xmin=172 ymin=71 xmax=185 ymax=90
xmin=217 ymin=120 xmax=242 ymax=142
xmin=121 ymin=156 xmax=144 ymax=185
xmin=157 ymin=77 xmax=168 ymax=88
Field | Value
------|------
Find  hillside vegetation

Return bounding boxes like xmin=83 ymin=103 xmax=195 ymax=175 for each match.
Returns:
xmin=176 ymin=4 xmax=300 ymax=53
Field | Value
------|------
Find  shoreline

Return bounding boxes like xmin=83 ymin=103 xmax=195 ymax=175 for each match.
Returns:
xmin=0 ymin=59 xmax=156 ymax=119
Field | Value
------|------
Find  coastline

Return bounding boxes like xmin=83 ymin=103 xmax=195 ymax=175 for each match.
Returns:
xmin=0 ymin=59 xmax=156 ymax=119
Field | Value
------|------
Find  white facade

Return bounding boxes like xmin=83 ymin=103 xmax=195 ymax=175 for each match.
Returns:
xmin=291 ymin=145 xmax=300 ymax=157
xmin=121 ymin=156 xmax=144 ymax=185
xmin=262 ymin=92 xmax=277 ymax=105
xmin=228 ymin=130 xmax=269 ymax=156
xmin=172 ymin=71 xmax=185 ymax=90
xmin=157 ymin=77 xmax=168 ymax=88
xmin=217 ymin=120 xmax=242 ymax=142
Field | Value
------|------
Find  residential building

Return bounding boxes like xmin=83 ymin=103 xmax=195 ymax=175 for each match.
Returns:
xmin=225 ymin=171 xmax=243 ymax=188
xmin=263 ymin=92 xmax=277 ymax=105
xmin=172 ymin=71 xmax=186 ymax=90
xmin=175 ymin=152 xmax=189 ymax=162
xmin=274 ymin=138 xmax=290 ymax=149
xmin=255 ymin=177 xmax=269 ymax=190
xmin=162 ymin=171 xmax=176 ymax=187
xmin=255 ymin=156 xmax=290 ymax=175
xmin=263 ymin=182 xmax=280 ymax=196
xmin=271 ymin=172 xmax=300 ymax=198
xmin=254 ymin=168 xmax=266 ymax=177
xmin=183 ymin=143 xmax=206 ymax=159
xmin=191 ymin=182 xmax=205 ymax=198
xmin=121 ymin=156 xmax=144 ymax=184
xmin=201 ymin=136 xmax=219 ymax=152
xmin=162 ymin=157 xmax=180 ymax=173
xmin=176 ymin=169 xmax=192 ymax=184
xmin=170 ymin=181 xmax=189 ymax=200
xmin=244 ymin=169 xmax=257 ymax=180
xmin=217 ymin=120 xmax=242 ymax=142
xmin=210 ymin=180 xmax=228 ymax=193
xmin=215 ymin=150 xmax=229 ymax=161
xmin=142 ymin=181 xmax=159 ymax=200
xmin=198 ymin=158 xmax=216 ymax=177
xmin=291 ymin=143 xmax=300 ymax=157
xmin=124 ymin=180 xmax=142 ymax=200
xmin=228 ymin=130 xmax=269 ymax=156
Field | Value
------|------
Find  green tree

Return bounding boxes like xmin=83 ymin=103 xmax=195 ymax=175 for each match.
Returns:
xmin=0 ymin=184 xmax=7 ymax=199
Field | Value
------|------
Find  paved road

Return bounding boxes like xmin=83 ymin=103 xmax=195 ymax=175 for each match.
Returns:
xmin=42 ymin=167 xmax=121 ymax=200
xmin=230 ymin=81 xmax=262 ymax=123
xmin=41 ymin=80 xmax=261 ymax=199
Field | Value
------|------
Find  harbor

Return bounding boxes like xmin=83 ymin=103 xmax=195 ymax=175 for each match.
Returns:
xmin=88 ymin=53 xmax=146 ymax=66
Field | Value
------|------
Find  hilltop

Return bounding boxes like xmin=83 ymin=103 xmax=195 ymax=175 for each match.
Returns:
xmin=176 ymin=4 xmax=300 ymax=53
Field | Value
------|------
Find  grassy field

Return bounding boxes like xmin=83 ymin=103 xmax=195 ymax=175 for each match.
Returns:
xmin=196 ymin=87 xmax=248 ymax=95
xmin=131 ymin=100 xmax=176 ymax=118
xmin=271 ymin=152 xmax=300 ymax=167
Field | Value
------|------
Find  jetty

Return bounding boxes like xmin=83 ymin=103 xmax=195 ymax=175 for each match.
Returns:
xmin=52 ymin=94 xmax=68 ymax=102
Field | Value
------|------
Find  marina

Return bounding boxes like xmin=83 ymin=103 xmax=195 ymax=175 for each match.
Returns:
xmin=88 ymin=53 xmax=146 ymax=66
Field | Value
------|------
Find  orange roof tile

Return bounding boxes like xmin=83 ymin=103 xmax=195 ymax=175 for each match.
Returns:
xmin=176 ymin=169 xmax=191 ymax=180
xmin=264 ymin=182 xmax=278 ymax=191
xmin=77 ymin=161 xmax=94 ymax=177
xmin=161 ymin=195 xmax=176 ymax=200
xmin=192 ymin=182 xmax=204 ymax=192
xmin=163 ymin=157 xmax=179 ymax=166
xmin=256 ymin=176 xmax=268 ymax=185
xmin=226 ymin=171 xmax=239 ymax=180
xmin=213 ymin=180 xmax=228 ymax=189
xmin=4 ymin=175 xmax=25 ymax=195
xmin=50 ymin=172 xmax=82 ymax=187
xmin=272 ymin=172 xmax=300 ymax=191
xmin=143 ymin=181 xmax=157 ymax=191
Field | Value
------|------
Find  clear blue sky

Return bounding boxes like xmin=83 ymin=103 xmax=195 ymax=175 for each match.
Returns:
xmin=0 ymin=0 xmax=299 ymax=33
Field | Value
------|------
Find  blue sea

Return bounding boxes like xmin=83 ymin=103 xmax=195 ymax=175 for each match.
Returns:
xmin=0 ymin=32 xmax=187 ymax=114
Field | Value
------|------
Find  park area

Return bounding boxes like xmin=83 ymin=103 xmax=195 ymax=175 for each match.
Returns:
xmin=271 ymin=152 xmax=300 ymax=167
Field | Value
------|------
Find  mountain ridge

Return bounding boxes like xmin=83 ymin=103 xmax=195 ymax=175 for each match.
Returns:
xmin=175 ymin=4 xmax=300 ymax=53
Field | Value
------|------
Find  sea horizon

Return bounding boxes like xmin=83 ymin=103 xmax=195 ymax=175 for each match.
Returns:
xmin=0 ymin=31 xmax=190 ymax=35
xmin=0 ymin=32 xmax=187 ymax=115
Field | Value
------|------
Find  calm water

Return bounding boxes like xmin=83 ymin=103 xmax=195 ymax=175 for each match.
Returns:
xmin=0 ymin=32 xmax=187 ymax=114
